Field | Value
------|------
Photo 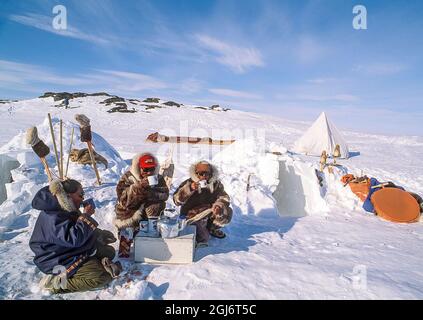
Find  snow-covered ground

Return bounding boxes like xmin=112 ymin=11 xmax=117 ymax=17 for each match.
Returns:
xmin=0 ymin=95 xmax=422 ymax=300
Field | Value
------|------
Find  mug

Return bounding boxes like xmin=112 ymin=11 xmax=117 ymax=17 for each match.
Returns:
xmin=199 ymin=180 xmax=208 ymax=189
xmin=139 ymin=220 xmax=149 ymax=233
xmin=147 ymin=175 xmax=159 ymax=186
xmin=148 ymin=218 xmax=159 ymax=237
xmin=82 ymin=198 xmax=96 ymax=209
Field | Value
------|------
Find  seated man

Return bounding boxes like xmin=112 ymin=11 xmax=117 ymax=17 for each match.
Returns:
xmin=115 ymin=153 xmax=169 ymax=257
xmin=173 ymin=160 xmax=232 ymax=246
xmin=30 ymin=179 xmax=120 ymax=294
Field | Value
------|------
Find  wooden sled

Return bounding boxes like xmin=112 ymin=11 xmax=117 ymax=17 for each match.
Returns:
xmin=371 ymin=188 xmax=421 ymax=223
xmin=146 ymin=132 xmax=235 ymax=145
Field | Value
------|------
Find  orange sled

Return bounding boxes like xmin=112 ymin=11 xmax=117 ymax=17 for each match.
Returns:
xmin=371 ymin=188 xmax=421 ymax=223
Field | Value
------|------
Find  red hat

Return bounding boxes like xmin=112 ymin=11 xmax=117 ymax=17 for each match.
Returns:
xmin=139 ymin=154 xmax=157 ymax=169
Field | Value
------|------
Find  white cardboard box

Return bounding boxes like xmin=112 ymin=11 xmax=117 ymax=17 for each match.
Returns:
xmin=134 ymin=225 xmax=196 ymax=264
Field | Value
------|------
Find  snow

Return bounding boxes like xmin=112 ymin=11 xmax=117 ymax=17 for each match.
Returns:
xmin=0 ymin=95 xmax=422 ymax=299
xmin=0 ymin=155 xmax=20 ymax=205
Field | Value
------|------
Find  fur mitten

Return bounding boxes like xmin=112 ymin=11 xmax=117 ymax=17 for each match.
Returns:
xmin=26 ymin=127 xmax=50 ymax=158
xmin=79 ymin=125 xmax=92 ymax=142
xmin=211 ymin=204 xmax=232 ymax=227
xmin=32 ymin=140 xmax=50 ymax=158
xmin=75 ymin=114 xmax=90 ymax=127
xmin=26 ymin=126 xmax=41 ymax=146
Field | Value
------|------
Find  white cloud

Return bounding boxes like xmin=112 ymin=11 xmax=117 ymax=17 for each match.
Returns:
xmin=92 ymin=70 xmax=168 ymax=92
xmin=0 ymin=60 xmax=91 ymax=87
xmin=0 ymin=60 xmax=167 ymax=95
xmin=209 ymin=88 xmax=262 ymax=100
xmin=196 ymin=34 xmax=264 ymax=73
xmin=9 ymin=13 xmax=110 ymax=45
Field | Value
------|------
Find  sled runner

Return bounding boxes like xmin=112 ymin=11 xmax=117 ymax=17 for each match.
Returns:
xmin=146 ymin=132 xmax=235 ymax=145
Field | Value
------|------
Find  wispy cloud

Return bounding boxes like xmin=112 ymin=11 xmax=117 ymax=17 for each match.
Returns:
xmin=296 ymin=36 xmax=328 ymax=64
xmin=9 ymin=13 xmax=110 ymax=45
xmin=209 ymin=88 xmax=262 ymax=100
xmin=92 ymin=70 xmax=168 ymax=92
xmin=178 ymin=78 xmax=204 ymax=94
xmin=307 ymin=78 xmax=339 ymax=84
xmin=0 ymin=60 xmax=167 ymax=95
xmin=353 ymin=63 xmax=407 ymax=76
xmin=276 ymin=93 xmax=360 ymax=102
xmin=196 ymin=34 xmax=264 ymax=73
xmin=0 ymin=59 xmax=91 ymax=87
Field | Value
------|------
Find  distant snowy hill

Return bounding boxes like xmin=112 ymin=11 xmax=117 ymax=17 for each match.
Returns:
xmin=0 ymin=92 xmax=422 ymax=299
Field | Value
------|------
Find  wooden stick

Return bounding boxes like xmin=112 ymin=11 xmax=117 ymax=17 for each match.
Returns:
xmin=40 ymin=157 xmax=53 ymax=182
xmin=371 ymin=183 xmax=390 ymax=189
xmin=246 ymin=173 xmax=252 ymax=192
xmin=65 ymin=127 xmax=74 ymax=178
xmin=87 ymin=141 xmax=102 ymax=185
xmin=60 ymin=119 xmax=63 ymax=179
xmin=47 ymin=113 xmax=61 ymax=179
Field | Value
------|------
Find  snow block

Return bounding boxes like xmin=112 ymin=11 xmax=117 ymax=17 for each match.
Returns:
xmin=134 ymin=225 xmax=196 ymax=264
xmin=16 ymin=151 xmax=39 ymax=168
xmin=273 ymin=159 xmax=328 ymax=217
xmin=0 ymin=154 xmax=20 ymax=205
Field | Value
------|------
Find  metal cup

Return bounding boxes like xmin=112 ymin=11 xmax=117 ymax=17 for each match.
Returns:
xmin=139 ymin=220 xmax=149 ymax=233
xmin=148 ymin=218 xmax=159 ymax=237
xmin=147 ymin=175 xmax=159 ymax=186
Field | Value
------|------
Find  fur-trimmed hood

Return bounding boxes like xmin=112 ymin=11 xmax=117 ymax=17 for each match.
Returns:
xmin=129 ymin=153 xmax=159 ymax=181
xmin=32 ymin=179 xmax=77 ymax=213
xmin=189 ymin=160 xmax=219 ymax=193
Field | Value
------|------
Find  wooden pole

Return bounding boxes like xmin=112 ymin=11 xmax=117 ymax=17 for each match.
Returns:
xmin=47 ymin=113 xmax=61 ymax=179
xmin=87 ymin=141 xmax=102 ymax=185
xmin=40 ymin=158 xmax=53 ymax=182
xmin=59 ymin=119 xmax=63 ymax=179
xmin=65 ymin=127 xmax=74 ymax=178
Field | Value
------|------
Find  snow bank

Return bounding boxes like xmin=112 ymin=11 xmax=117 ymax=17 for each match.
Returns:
xmin=212 ymin=138 xmax=332 ymax=218
xmin=212 ymin=138 xmax=280 ymax=216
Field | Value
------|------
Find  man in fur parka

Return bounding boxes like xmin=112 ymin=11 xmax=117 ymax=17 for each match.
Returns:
xmin=30 ymin=179 xmax=120 ymax=294
xmin=173 ymin=160 xmax=232 ymax=245
xmin=115 ymin=153 xmax=169 ymax=257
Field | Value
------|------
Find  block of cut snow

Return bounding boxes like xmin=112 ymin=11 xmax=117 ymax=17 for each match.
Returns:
xmin=16 ymin=152 xmax=39 ymax=168
xmin=0 ymin=154 xmax=20 ymax=205
xmin=273 ymin=160 xmax=329 ymax=217
xmin=134 ymin=225 xmax=196 ymax=264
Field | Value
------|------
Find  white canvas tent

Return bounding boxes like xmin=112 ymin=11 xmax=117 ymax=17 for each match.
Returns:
xmin=293 ymin=112 xmax=350 ymax=159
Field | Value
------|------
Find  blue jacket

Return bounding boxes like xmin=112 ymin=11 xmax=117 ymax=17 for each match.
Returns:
xmin=362 ymin=178 xmax=405 ymax=213
xmin=29 ymin=186 xmax=98 ymax=277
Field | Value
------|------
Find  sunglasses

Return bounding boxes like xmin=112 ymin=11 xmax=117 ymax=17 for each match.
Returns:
xmin=78 ymin=191 xmax=85 ymax=198
xmin=142 ymin=167 xmax=155 ymax=173
xmin=196 ymin=171 xmax=211 ymax=177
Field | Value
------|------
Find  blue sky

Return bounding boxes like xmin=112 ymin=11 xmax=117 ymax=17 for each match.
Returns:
xmin=0 ymin=0 xmax=422 ymax=135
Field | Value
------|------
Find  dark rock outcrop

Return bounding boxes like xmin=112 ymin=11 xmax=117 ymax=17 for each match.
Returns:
xmin=163 ymin=101 xmax=181 ymax=107
xmin=143 ymin=97 xmax=160 ymax=103
xmin=39 ymin=92 xmax=112 ymax=101
xmin=107 ymin=103 xmax=137 ymax=113
xmin=100 ymin=96 xmax=126 ymax=106
xmin=145 ymin=105 xmax=163 ymax=110
xmin=210 ymin=104 xmax=230 ymax=112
